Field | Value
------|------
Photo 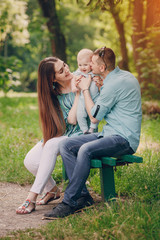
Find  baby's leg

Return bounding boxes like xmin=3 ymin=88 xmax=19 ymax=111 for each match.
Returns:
xmin=89 ymin=122 xmax=98 ymax=133
xmin=77 ymin=99 xmax=89 ymax=133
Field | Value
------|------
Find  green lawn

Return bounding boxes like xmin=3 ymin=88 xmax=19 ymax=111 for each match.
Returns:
xmin=0 ymin=95 xmax=160 ymax=240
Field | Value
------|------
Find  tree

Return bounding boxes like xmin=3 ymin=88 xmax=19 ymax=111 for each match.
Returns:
xmin=132 ymin=0 xmax=160 ymax=97
xmin=0 ymin=0 xmax=29 ymax=93
xmin=80 ymin=0 xmax=160 ymax=98
xmin=38 ymin=0 xmax=66 ymax=61
xmin=81 ymin=0 xmax=130 ymax=70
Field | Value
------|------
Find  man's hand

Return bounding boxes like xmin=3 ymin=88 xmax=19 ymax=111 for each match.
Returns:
xmin=93 ymin=76 xmax=103 ymax=90
xmin=76 ymin=75 xmax=92 ymax=91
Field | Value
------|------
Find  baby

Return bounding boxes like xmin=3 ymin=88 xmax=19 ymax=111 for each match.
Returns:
xmin=72 ymin=48 xmax=99 ymax=134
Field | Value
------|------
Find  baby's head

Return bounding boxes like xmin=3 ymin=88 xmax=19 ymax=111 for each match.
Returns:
xmin=77 ymin=49 xmax=93 ymax=74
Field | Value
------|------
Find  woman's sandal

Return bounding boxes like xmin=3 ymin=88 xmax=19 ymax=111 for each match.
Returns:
xmin=37 ymin=188 xmax=60 ymax=205
xmin=16 ymin=199 xmax=36 ymax=214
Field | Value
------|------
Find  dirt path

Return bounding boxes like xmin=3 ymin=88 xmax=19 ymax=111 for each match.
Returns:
xmin=0 ymin=182 xmax=101 ymax=238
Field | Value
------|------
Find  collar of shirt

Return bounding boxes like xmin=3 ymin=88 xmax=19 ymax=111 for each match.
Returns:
xmin=103 ymin=66 xmax=120 ymax=84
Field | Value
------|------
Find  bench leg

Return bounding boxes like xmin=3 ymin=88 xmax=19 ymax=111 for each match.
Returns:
xmin=100 ymin=166 xmax=116 ymax=201
xmin=62 ymin=163 xmax=68 ymax=181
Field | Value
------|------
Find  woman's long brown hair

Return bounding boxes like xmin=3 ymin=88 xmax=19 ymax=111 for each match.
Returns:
xmin=37 ymin=57 xmax=66 ymax=144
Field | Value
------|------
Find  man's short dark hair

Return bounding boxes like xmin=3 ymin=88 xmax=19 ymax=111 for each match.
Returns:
xmin=94 ymin=47 xmax=115 ymax=71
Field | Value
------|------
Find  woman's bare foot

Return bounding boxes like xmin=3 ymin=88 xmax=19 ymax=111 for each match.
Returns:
xmin=16 ymin=199 xmax=36 ymax=214
xmin=37 ymin=186 xmax=60 ymax=205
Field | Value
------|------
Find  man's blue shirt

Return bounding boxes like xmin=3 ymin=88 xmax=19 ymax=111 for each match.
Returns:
xmin=91 ymin=66 xmax=142 ymax=152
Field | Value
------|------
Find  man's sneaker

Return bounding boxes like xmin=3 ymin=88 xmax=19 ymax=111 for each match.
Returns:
xmin=43 ymin=202 xmax=75 ymax=219
xmin=76 ymin=194 xmax=95 ymax=211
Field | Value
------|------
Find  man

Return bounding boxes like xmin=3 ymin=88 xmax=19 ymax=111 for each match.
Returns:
xmin=44 ymin=47 xmax=142 ymax=219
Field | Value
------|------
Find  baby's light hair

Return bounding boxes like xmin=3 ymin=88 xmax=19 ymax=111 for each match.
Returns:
xmin=77 ymin=48 xmax=93 ymax=61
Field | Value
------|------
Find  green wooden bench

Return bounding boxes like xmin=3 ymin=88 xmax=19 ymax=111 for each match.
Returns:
xmin=62 ymin=154 xmax=143 ymax=202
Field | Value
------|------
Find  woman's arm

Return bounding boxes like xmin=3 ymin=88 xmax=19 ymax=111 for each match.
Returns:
xmin=67 ymin=91 xmax=80 ymax=125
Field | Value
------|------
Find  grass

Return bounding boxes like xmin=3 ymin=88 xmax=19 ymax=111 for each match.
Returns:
xmin=1 ymin=201 xmax=160 ymax=239
xmin=0 ymin=95 xmax=160 ymax=239
xmin=0 ymin=96 xmax=41 ymax=184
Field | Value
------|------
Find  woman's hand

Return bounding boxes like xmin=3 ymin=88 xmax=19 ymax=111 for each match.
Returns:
xmin=76 ymin=75 xmax=92 ymax=91
xmin=71 ymin=75 xmax=80 ymax=93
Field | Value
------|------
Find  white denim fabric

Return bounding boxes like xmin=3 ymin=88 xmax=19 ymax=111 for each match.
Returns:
xmin=24 ymin=136 xmax=67 ymax=194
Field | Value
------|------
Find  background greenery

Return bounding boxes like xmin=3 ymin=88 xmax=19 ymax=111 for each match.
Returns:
xmin=0 ymin=95 xmax=160 ymax=239
xmin=1 ymin=0 xmax=160 ymax=97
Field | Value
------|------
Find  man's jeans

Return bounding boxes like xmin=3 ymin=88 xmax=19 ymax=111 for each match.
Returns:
xmin=60 ymin=133 xmax=134 ymax=207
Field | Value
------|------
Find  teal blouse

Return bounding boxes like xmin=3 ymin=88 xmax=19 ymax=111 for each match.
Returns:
xmin=57 ymin=92 xmax=82 ymax=137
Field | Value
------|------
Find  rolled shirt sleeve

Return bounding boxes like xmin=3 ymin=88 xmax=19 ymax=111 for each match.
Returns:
xmin=91 ymin=85 xmax=116 ymax=121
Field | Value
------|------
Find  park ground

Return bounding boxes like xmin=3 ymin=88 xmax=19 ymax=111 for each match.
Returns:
xmin=0 ymin=182 xmax=102 ymax=238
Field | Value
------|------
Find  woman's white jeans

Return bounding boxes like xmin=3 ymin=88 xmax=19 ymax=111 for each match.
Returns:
xmin=24 ymin=136 xmax=67 ymax=194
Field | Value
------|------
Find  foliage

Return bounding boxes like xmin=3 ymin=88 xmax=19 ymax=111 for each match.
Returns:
xmin=0 ymin=56 xmax=22 ymax=94
xmin=56 ymin=1 xmax=99 ymax=70
xmin=77 ymin=0 xmax=160 ymax=97
xmin=0 ymin=0 xmax=29 ymax=46
xmin=136 ymin=31 xmax=160 ymax=99
xmin=1 ymin=0 xmax=103 ymax=90
xmin=1 ymin=0 xmax=52 ymax=93
xmin=131 ymin=0 xmax=160 ymax=98
xmin=142 ymin=101 xmax=160 ymax=115
xmin=17 ymin=2 xmax=52 ymax=91
xmin=0 ymin=0 xmax=30 ymax=94
xmin=57 ymin=0 xmax=132 ymax=71
xmin=0 ymin=0 xmax=160 ymax=97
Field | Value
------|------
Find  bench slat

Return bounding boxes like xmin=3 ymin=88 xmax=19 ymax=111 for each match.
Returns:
xmin=91 ymin=159 xmax=102 ymax=168
xmin=117 ymin=155 xmax=143 ymax=163
xmin=91 ymin=155 xmax=143 ymax=167
xmin=101 ymin=157 xmax=116 ymax=166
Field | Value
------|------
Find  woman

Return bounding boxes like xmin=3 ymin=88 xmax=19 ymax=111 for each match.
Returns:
xmin=16 ymin=57 xmax=82 ymax=214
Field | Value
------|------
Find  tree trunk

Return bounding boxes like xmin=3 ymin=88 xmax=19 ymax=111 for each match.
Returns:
xmin=4 ymin=35 xmax=8 ymax=58
xmin=132 ymin=0 xmax=146 ymax=85
xmin=109 ymin=3 xmax=129 ymax=70
xmin=38 ymin=0 xmax=66 ymax=62
xmin=132 ymin=0 xmax=160 ymax=92
xmin=146 ymin=0 xmax=160 ymax=59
